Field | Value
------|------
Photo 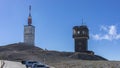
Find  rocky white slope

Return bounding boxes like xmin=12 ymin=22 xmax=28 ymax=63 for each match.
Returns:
xmin=0 ymin=60 xmax=26 ymax=68
xmin=0 ymin=60 xmax=55 ymax=68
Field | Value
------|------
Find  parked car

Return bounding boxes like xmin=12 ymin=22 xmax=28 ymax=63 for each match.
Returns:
xmin=32 ymin=63 xmax=49 ymax=68
xmin=21 ymin=61 xmax=39 ymax=68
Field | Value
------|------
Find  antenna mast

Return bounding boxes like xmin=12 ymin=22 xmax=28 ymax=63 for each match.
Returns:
xmin=28 ymin=5 xmax=32 ymax=25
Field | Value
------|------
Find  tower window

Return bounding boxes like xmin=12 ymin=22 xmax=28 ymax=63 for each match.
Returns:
xmin=77 ymin=31 xmax=80 ymax=34
xmin=73 ymin=30 xmax=76 ymax=34
xmin=82 ymin=31 xmax=86 ymax=34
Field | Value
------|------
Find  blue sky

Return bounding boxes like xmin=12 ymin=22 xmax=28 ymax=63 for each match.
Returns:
xmin=0 ymin=0 xmax=120 ymax=60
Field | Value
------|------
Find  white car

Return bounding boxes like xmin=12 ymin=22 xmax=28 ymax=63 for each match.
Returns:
xmin=21 ymin=61 xmax=39 ymax=68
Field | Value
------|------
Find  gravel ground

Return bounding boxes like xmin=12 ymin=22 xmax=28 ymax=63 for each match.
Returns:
xmin=51 ymin=60 xmax=120 ymax=68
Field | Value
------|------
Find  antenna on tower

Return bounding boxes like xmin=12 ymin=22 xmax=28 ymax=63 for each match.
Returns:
xmin=81 ymin=18 xmax=84 ymax=25
xmin=81 ymin=18 xmax=87 ymax=26
xmin=29 ymin=5 xmax=31 ymax=17
xmin=28 ymin=5 xmax=32 ymax=25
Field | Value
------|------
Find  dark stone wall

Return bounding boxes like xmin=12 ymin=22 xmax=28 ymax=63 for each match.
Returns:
xmin=75 ymin=38 xmax=88 ymax=52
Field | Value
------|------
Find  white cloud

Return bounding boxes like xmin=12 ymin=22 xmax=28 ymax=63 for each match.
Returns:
xmin=108 ymin=25 xmax=117 ymax=35
xmin=92 ymin=25 xmax=120 ymax=40
xmin=92 ymin=34 xmax=101 ymax=40
xmin=100 ymin=25 xmax=108 ymax=31
xmin=116 ymin=35 xmax=120 ymax=39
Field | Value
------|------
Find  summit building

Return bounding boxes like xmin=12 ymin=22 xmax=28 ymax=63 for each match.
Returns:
xmin=24 ymin=5 xmax=35 ymax=45
xmin=73 ymin=22 xmax=94 ymax=54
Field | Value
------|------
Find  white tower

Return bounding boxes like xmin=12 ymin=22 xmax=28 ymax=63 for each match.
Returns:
xmin=24 ymin=5 xmax=35 ymax=45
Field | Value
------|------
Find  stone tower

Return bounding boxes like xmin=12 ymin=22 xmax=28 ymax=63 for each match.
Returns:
xmin=73 ymin=24 xmax=89 ymax=52
xmin=24 ymin=5 xmax=35 ymax=45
